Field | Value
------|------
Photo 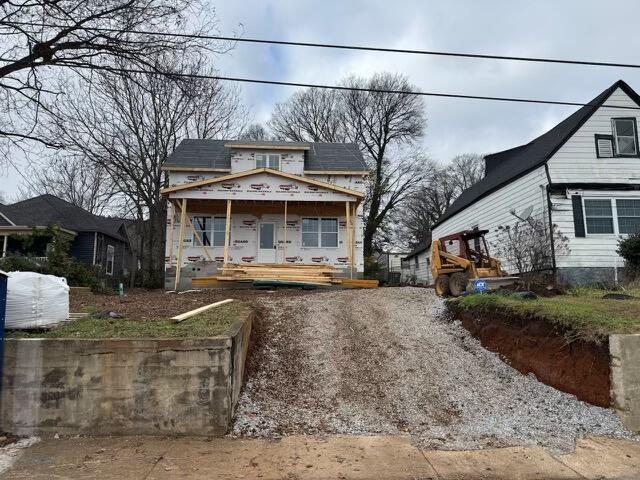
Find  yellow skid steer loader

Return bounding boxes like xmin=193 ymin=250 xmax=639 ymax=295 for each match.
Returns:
xmin=430 ymin=229 xmax=518 ymax=297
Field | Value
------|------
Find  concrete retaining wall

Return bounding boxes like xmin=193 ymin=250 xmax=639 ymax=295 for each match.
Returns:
xmin=610 ymin=334 xmax=640 ymax=432
xmin=0 ymin=314 xmax=252 ymax=436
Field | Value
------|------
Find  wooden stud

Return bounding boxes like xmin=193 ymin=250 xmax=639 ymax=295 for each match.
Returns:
xmin=174 ymin=198 xmax=188 ymax=291
xmin=283 ymin=200 xmax=288 ymax=264
xmin=345 ymin=201 xmax=352 ymax=279
xmin=223 ymin=199 xmax=232 ymax=265
xmin=351 ymin=203 xmax=357 ymax=279
xmin=167 ymin=202 xmax=175 ymax=266
xmin=171 ymin=299 xmax=234 ymax=323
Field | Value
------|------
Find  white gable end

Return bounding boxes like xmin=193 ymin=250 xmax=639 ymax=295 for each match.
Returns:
xmin=548 ymin=87 xmax=640 ymax=184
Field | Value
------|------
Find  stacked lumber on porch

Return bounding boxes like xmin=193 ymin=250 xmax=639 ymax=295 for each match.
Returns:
xmin=217 ymin=264 xmax=338 ymax=285
xmin=191 ymin=263 xmax=380 ymax=288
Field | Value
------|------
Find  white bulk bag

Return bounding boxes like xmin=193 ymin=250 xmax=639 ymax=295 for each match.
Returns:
xmin=4 ymin=272 xmax=70 ymax=329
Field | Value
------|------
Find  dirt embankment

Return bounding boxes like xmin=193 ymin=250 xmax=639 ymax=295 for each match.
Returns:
xmin=448 ymin=304 xmax=611 ymax=407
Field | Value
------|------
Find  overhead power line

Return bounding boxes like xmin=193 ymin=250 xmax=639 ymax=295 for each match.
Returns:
xmin=14 ymin=61 xmax=635 ymax=111
xmin=6 ymin=21 xmax=640 ymax=70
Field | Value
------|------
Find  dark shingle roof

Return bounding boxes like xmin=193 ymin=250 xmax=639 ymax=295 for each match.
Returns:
xmin=403 ymin=239 xmax=431 ymax=260
xmin=0 ymin=194 xmax=126 ymax=241
xmin=433 ymin=80 xmax=640 ymax=228
xmin=164 ymin=139 xmax=368 ymax=172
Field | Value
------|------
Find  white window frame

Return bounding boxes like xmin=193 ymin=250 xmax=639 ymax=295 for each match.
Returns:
xmin=191 ymin=215 xmax=227 ymax=247
xmin=583 ymin=196 xmax=640 ymax=236
xmin=301 ymin=217 xmax=339 ymax=248
xmin=256 ymin=153 xmax=281 ymax=170
xmin=106 ymin=245 xmax=115 ymax=276
xmin=611 ymin=118 xmax=639 ymax=157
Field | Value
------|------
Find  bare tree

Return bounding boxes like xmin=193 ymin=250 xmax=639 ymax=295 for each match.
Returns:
xmin=240 ymin=123 xmax=269 ymax=141
xmin=269 ymin=73 xmax=427 ymax=257
xmin=394 ymin=154 xmax=484 ymax=247
xmin=269 ymin=88 xmax=348 ymax=142
xmin=342 ymin=74 xmax=427 ymax=257
xmin=19 ymin=156 xmax=119 ymax=215
xmin=40 ymin=53 xmax=246 ymax=286
xmin=0 ymin=0 xmax=223 ymax=154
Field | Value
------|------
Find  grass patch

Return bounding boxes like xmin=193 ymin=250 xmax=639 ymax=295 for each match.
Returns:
xmin=7 ymin=301 xmax=251 ymax=339
xmin=451 ymin=289 xmax=640 ymax=339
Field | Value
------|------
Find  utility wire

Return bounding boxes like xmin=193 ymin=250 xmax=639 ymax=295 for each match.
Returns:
xmin=10 ymin=60 xmax=638 ymax=111
xmin=5 ymin=20 xmax=640 ymax=70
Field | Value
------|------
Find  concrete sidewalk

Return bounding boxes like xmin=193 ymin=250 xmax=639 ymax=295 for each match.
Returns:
xmin=3 ymin=435 xmax=640 ymax=479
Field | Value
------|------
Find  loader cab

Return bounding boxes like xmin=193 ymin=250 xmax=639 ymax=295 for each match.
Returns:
xmin=441 ymin=229 xmax=492 ymax=269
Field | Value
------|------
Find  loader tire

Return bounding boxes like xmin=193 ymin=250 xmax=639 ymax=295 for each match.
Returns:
xmin=434 ymin=275 xmax=450 ymax=297
xmin=449 ymin=272 xmax=469 ymax=297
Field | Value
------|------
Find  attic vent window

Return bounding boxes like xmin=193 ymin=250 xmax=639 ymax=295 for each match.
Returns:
xmin=612 ymin=118 xmax=639 ymax=156
xmin=595 ymin=134 xmax=614 ymax=158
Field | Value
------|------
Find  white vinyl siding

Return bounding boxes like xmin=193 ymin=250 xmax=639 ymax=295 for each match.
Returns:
xmin=432 ymin=166 xmax=549 ymax=275
xmin=548 ymin=87 xmax=640 ymax=183
xmin=551 ymin=191 xmax=640 ymax=269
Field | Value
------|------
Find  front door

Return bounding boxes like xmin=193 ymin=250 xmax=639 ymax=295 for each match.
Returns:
xmin=258 ymin=222 xmax=277 ymax=263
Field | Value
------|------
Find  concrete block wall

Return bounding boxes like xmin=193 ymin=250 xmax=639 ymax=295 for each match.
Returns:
xmin=610 ymin=334 xmax=640 ymax=432
xmin=1 ymin=315 xmax=252 ymax=436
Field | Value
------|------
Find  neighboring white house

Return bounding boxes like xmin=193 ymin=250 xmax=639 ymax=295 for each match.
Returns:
xmin=161 ymin=139 xmax=368 ymax=289
xmin=400 ymin=241 xmax=431 ymax=285
xmin=432 ymin=80 xmax=640 ymax=285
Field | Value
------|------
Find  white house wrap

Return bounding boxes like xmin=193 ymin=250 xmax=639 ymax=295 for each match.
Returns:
xmin=161 ymin=140 xmax=368 ymax=289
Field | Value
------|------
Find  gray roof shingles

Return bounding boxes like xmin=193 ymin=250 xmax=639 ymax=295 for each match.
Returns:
xmin=0 ymin=194 xmax=127 ymax=241
xmin=433 ymin=80 xmax=640 ymax=228
xmin=164 ymin=139 xmax=368 ymax=172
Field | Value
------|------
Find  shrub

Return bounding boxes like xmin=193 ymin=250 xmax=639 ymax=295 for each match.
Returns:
xmin=618 ymin=233 xmax=640 ymax=278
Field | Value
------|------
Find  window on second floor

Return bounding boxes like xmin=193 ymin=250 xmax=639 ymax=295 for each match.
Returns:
xmin=256 ymin=153 xmax=281 ymax=170
xmin=612 ymin=118 xmax=639 ymax=156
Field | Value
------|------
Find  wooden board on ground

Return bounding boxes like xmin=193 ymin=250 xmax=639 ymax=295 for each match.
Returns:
xmin=171 ymin=299 xmax=234 ymax=323
xmin=340 ymin=279 xmax=379 ymax=289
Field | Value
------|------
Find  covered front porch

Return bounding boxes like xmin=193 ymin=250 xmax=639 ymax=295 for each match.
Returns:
xmin=161 ymin=168 xmax=367 ymax=290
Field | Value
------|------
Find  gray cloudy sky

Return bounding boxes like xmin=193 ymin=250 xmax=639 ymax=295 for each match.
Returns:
xmin=3 ymin=0 xmax=640 ymax=198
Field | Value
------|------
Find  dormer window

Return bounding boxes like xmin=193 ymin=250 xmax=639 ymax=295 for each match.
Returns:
xmin=256 ymin=153 xmax=280 ymax=170
xmin=612 ymin=118 xmax=639 ymax=156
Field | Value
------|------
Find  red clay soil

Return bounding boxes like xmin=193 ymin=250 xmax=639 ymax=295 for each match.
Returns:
xmin=449 ymin=306 xmax=611 ymax=407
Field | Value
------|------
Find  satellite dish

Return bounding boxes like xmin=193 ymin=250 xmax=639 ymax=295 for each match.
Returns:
xmin=520 ymin=205 xmax=534 ymax=220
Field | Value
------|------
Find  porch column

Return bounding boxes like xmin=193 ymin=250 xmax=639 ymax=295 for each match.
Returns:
xmin=345 ymin=201 xmax=353 ymax=279
xmin=350 ymin=203 xmax=357 ymax=279
xmin=167 ymin=202 xmax=175 ymax=267
xmin=283 ymin=200 xmax=288 ymax=264
xmin=1 ymin=234 xmax=7 ymax=258
xmin=223 ymin=199 xmax=232 ymax=265
xmin=174 ymin=198 xmax=188 ymax=291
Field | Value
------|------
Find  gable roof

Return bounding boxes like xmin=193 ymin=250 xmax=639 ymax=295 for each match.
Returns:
xmin=403 ymin=239 xmax=431 ymax=261
xmin=161 ymin=167 xmax=365 ymax=198
xmin=433 ymin=80 xmax=640 ymax=228
xmin=0 ymin=194 xmax=127 ymax=241
xmin=163 ymin=139 xmax=368 ymax=172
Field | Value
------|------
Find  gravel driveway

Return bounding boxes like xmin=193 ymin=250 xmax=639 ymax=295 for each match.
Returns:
xmin=232 ymin=287 xmax=634 ymax=451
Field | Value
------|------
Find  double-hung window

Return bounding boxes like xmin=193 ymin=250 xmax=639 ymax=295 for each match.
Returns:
xmin=301 ymin=218 xmax=338 ymax=247
xmin=584 ymin=199 xmax=614 ymax=234
xmin=617 ymin=199 xmax=640 ymax=234
xmin=256 ymin=153 xmax=281 ymax=170
xmin=192 ymin=216 xmax=227 ymax=247
xmin=612 ymin=118 xmax=639 ymax=156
